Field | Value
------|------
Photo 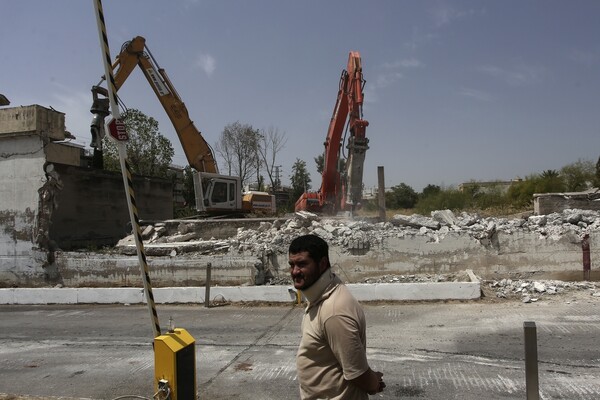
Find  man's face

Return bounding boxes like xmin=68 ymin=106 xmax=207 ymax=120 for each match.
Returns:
xmin=288 ymin=251 xmax=326 ymax=290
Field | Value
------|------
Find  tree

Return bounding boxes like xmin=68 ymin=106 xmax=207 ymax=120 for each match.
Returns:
xmin=415 ymin=187 xmax=469 ymax=214
xmin=421 ymin=184 xmax=441 ymax=199
xmin=315 ymin=154 xmax=324 ymax=174
xmin=538 ymin=169 xmax=565 ymax=193
xmin=506 ymin=175 xmax=534 ymax=207
xmin=315 ymin=153 xmax=345 ymax=176
xmin=290 ymin=158 xmax=311 ymax=204
xmin=560 ymin=159 xmax=594 ymax=192
xmin=386 ymin=183 xmax=418 ymax=209
xmin=181 ymin=165 xmax=196 ymax=207
xmin=102 ymin=108 xmax=174 ymax=178
xmin=215 ymin=121 xmax=261 ymax=188
xmin=541 ymin=169 xmax=559 ymax=179
xmin=257 ymin=126 xmax=287 ymax=191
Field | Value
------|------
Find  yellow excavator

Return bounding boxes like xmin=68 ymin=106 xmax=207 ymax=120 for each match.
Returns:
xmin=90 ymin=36 xmax=275 ymax=216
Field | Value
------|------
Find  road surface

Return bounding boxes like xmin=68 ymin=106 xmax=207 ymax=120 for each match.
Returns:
xmin=1 ymin=293 xmax=600 ymax=399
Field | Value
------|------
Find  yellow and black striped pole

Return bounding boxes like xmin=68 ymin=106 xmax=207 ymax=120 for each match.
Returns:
xmin=93 ymin=0 xmax=161 ymax=338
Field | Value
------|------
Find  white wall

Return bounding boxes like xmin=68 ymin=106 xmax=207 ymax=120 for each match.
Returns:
xmin=0 ymin=135 xmax=47 ymax=283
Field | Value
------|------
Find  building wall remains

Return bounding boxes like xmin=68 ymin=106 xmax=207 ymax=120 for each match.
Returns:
xmin=534 ymin=192 xmax=600 ymax=215
xmin=0 ymin=105 xmax=174 ymax=286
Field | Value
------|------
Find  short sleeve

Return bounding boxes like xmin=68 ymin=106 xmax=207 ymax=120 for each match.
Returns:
xmin=323 ymin=314 xmax=369 ymax=381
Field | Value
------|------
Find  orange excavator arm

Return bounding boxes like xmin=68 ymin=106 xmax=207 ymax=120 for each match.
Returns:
xmin=296 ymin=51 xmax=369 ymax=214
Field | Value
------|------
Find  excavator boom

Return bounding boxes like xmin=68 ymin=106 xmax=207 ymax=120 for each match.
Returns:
xmin=91 ymin=36 xmax=218 ymax=174
xmin=90 ymin=36 xmax=275 ymax=216
xmin=295 ymin=51 xmax=369 ymax=214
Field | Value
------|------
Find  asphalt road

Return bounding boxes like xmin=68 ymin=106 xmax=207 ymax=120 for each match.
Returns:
xmin=1 ymin=293 xmax=600 ymax=400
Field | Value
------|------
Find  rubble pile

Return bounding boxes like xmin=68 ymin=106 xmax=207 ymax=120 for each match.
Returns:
xmin=486 ymin=278 xmax=600 ymax=302
xmin=124 ymin=208 xmax=600 ymax=258
xmin=111 ymin=208 xmax=600 ymax=300
xmin=362 ymin=271 xmax=472 ymax=284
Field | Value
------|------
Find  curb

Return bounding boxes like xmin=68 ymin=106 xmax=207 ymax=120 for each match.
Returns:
xmin=0 ymin=281 xmax=481 ymax=305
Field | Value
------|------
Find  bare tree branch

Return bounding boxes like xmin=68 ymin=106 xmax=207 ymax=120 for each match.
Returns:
xmin=257 ymin=126 xmax=287 ymax=191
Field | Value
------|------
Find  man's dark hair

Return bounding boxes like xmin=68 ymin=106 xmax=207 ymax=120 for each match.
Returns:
xmin=289 ymin=234 xmax=330 ymax=267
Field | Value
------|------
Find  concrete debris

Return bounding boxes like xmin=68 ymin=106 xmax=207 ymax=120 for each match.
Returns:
xmin=111 ymin=208 xmax=600 ymax=288
xmin=120 ymin=208 xmax=600 ymax=258
xmin=487 ymin=277 xmax=599 ymax=301
xmin=362 ymin=271 xmax=472 ymax=284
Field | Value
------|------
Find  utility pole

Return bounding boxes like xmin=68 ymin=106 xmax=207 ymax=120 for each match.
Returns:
xmin=274 ymin=165 xmax=282 ymax=190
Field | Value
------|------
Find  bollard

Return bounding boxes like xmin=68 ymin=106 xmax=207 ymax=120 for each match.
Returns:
xmin=377 ymin=166 xmax=386 ymax=222
xmin=582 ymin=234 xmax=591 ymax=281
xmin=524 ymin=321 xmax=539 ymax=400
xmin=205 ymin=263 xmax=212 ymax=308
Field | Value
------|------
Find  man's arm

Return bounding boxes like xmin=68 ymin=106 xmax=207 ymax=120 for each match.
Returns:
xmin=349 ymin=368 xmax=385 ymax=395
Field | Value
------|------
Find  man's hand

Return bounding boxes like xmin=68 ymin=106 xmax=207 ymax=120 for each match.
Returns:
xmin=368 ymin=371 xmax=385 ymax=395
xmin=349 ymin=368 xmax=385 ymax=395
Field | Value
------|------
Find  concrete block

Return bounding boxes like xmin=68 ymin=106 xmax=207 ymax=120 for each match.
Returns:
xmin=209 ymin=286 xmax=295 ymax=303
xmin=14 ymin=288 xmax=78 ymax=304
xmin=154 ymin=287 xmax=202 ymax=303
xmin=347 ymin=282 xmax=481 ymax=301
xmin=0 ymin=282 xmax=479 ymax=304
xmin=0 ymin=105 xmax=66 ymax=140
xmin=77 ymin=288 xmax=144 ymax=304
xmin=0 ymin=289 xmax=15 ymax=304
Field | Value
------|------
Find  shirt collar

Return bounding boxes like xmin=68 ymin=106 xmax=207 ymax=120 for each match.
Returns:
xmin=301 ymin=268 xmax=337 ymax=308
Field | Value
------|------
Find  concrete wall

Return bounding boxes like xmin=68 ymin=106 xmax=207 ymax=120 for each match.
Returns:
xmin=534 ymin=192 xmax=600 ymax=215
xmin=45 ymin=142 xmax=82 ymax=167
xmin=0 ymin=134 xmax=48 ymax=285
xmin=0 ymin=144 xmax=175 ymax=286
xmin=50 ymin=164 xmax=174 ymax=250
xmin=0 ymin=105 xmax=177 ymax=287
xmin=325 ymin=231 xmax=588 ymax=282
xmin=4 ymin=229 xmax=589 ymax=288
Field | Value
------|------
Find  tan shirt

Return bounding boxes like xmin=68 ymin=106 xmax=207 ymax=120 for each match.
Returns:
xmin=296 ymin=269 xmax=369 ymax=400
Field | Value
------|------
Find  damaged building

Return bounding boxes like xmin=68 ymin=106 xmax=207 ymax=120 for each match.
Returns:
xmin=0 ymin=105 xmax=174 ymax=286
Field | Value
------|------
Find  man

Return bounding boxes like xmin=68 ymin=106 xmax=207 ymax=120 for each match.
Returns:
xmin=289 ymin=234 xmax=385 ymax=399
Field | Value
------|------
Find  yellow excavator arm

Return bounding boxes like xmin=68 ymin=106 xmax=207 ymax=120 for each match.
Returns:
xmin=91 ymin=36 xmax=218 ymax=174
xmin=89 ymin=36 xmax=276 ymax=216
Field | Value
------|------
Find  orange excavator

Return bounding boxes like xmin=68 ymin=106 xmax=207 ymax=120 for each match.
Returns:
xmin=90 ymin=36 xmax=275 ymax=216
xmin=295 ymin=51 xmax=369 ymax=214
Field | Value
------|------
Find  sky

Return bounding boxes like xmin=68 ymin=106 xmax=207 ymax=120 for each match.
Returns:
xmin=2 ymin=1 xmax=600 ymax=192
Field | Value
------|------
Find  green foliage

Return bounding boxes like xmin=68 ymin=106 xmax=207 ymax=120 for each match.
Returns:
xmin=415 ymin=188 xmax=469 ymax=214
xmin=102 ymin=108 xmax=174 ymax=178
xmin=181 ymin=166 xmax=196 ymax=207
xmin=472 ymin=185 xmax=508 ymax=210
xmin=315 ymin=154 xmax=324 ymax=174
xmin=378 ymin=157 xmax=599 ymax=216
xmin=506 ymin=175 xmax=538 ymax=208
xmin=289 ymin=158 xmax=311 ymax=206
xmin=385 ymin=183 xmax=418 ymax=209
xmin=560 ymin=159 xmax=594 ymax=191
xmin=421 ymin=184 xmax=441 ymax=200
xmin=506 ymin=172 xmax=567 ymax=208
xmin=541 ymin=169 xmax=559 ymax=179
xmin=414 ymin=182 xmax=517 ymax=214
